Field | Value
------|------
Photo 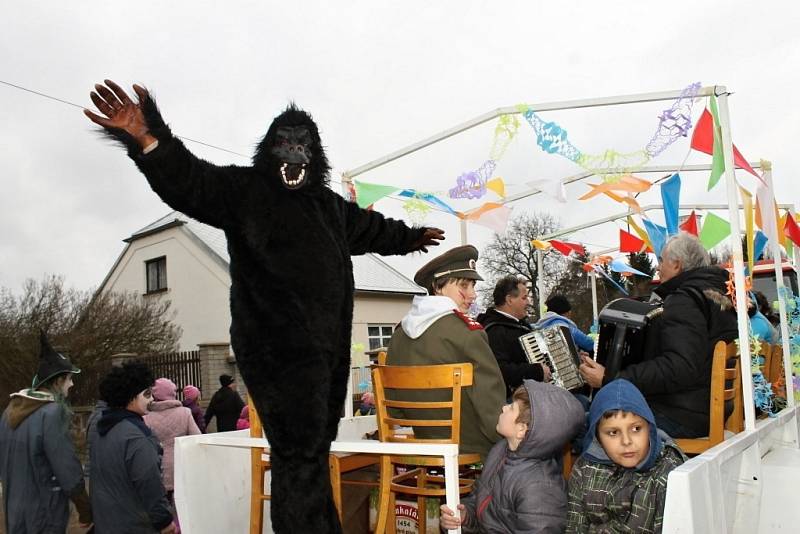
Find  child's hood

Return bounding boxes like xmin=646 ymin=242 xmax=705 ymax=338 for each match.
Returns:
xmin=582 ymin=378 xmax=664 ymax=472
xmin=512 ymin=379 xmax=585 ymax=460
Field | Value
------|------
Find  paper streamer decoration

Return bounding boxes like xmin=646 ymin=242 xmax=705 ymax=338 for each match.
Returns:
xmin=490 ymin=114 xmax=521 ymax=161
xmin=609 ymin=258 xmax=651 ymax=277
xmin=449 ymin=160 xmax=497 ymax=199
xmin=398 ymin=189 xmax=459 ymax=216
xmin=619 ymin=229 xmax=648 ymax=253
xmin=785 ymin=211 xmax=800 ymax=248
xmin=520 ymin=82 xmax=701 ymax=182
xmin=354 ymin=180 xmax=400 ymax=208
xmin=627 ymin=216 xmax=655 ymax=253
xmin=753 ymin=230 xmax=768 ymax=262
xmin=642 ymin=219 xmax=668 ymax=257
xmin=699 ymin=212 xmax=732 ymax=250
xmin=680 ymin=210 xmax=699 ymax=236
xmin=402 ymin=198 xmax=432 ymax=225
xmin=645 ymin=82 xmax=702 ymax=157
xmin=660 ymin=173 xmax=681 ymax=235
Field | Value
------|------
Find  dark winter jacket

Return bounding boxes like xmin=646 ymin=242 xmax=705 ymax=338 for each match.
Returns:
xmin=615 ymin=266 xmax=738 ymax=437
xmin=0 ymin=390 xmax=91 ymax=534
xmin=85 ymin=399 xmax=107 ymax=478
xmin=476 ymin=308 xmax=545 ymax=396
xmin=89 ymin=409 xmax=173 ymax=533
xmin=460 ymin=380 xmax=585 ymax=533
xmin=204 ymin=386 xmax=245 ymax=432
xmin=567 ymin=379 xmax=686 ymax=533
xmin=183 ymin=397 xmax=207 ymax=433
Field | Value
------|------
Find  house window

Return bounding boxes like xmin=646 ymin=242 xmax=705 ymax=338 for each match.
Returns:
xmin=367 ymin=324 xmax=393 ymax=350
xmin=145 ymin=256 xmax=167 ymax=293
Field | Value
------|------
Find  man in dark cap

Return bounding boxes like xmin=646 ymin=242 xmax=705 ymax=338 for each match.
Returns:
xmin=204 ymin=374 xmax=245 ymax=432
xmin=536 ymin=294 xmax=595 ymax=353
xmin=0 ymin=332 xmax=92 ymax=533
xmin=477 ymin=275 xmax=551 ymax=397
xmin=387 ymin=245 xmax=506 ymax=459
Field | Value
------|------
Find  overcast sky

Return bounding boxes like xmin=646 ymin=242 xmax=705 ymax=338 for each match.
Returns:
xmin=2 ymin=1 xmax=798 ymax=294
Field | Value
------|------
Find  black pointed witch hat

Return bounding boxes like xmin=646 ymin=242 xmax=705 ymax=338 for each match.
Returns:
xmin=31 ymin=331 xmax=81 ymax=389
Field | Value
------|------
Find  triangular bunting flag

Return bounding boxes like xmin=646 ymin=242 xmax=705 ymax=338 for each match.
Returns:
xmin=627 ymin=216 xmax=655 ymax=253
xmin=619 ymin=229 xmax=647 ymax=253
xmin=550 ymin=240 xmax=586 ymax=257
xmin=660 ymin=173 xmax=681 ymax=235
xmin=609 ymin=258 xmax=651 ymax=277
xmin=642 ymin=219 xmax=668 ymax=257
xmin=690 ymin=107 xmax=761 ymax=180
xmin=486 ymin=177 xmax=506 ymax=198
xmin=699 ymin=212 xmax=732 ymax=250
xmin=680 ymin=210 xmax=699 ymax=236
xmin=354 ymin=180 xmax=400 ymax=208
xmin=785 ymin=212 xmax=800 ymax=248
xmin=753 ymin=230 xmax=768 ymax=262
xmin=531 ymin=239 xmax=552 ymax=250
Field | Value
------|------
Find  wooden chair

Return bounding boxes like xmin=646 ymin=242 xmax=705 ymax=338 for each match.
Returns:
xmin=372 ymin=363 xmax=480 ymax=534
xmin=767 ymin=344 xmax=785 ymax=396
xmin=760 ymin=342 xmax=774 ymax=381
xmin=675 ymin=341 xmax=743 ymax=455
xmin=248 ymin=396 xmax=271 ymax=534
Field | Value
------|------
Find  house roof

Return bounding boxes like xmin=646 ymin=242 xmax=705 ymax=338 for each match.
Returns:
xmin=126 ymin=211 xmax=425 ymax=295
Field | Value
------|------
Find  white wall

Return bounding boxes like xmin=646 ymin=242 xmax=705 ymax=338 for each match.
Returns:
xmin=102 ymin=226 xmax=232 ymax=350
xmin=351 ymin=292 xmax=414 ymax=355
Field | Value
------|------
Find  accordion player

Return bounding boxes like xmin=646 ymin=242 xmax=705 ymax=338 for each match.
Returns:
xmin=518 ymin=325 xmax=584 ymax=391
xmin=595 ymin=298 xmax=663 ymax=379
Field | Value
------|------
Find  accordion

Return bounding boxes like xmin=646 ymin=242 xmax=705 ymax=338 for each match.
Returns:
xmin=596 ymin=298 xmax=663 ymax=378
xmin=518 ymin=325 xmax=584 ymax=391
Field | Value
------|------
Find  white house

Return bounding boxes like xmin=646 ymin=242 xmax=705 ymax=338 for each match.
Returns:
xmin=98 ymin=211 xmax=425 ymax=352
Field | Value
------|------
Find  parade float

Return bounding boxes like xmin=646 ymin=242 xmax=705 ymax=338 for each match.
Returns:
xmin=175 ymin=84 xmax=800 ymax=533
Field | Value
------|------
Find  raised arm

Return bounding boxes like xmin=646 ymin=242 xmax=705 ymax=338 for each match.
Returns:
xmin=341 ymin=197 xmax=444 ymax=255
xmin=85 ymin=80 xmax=253 ymax=229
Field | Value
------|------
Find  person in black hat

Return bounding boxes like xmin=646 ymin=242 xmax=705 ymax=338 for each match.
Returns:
xmin=204 ymin=374 xmax=245 ymax=432
xmin=535 ymin=294 xmax=595 ymax=353
xmin=386 ymin=245 xmax=507 ymax=459
xmin=0 ymin=332 xmax=92 ymax=533
xmin=89 ymin=361 xmax=177 ymax=534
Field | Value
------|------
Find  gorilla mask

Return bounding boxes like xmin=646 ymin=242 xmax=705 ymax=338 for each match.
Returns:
xmin=253 ymin=104 xmax=330 ymax=191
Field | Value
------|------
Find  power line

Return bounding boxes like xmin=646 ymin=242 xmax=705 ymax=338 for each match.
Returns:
xmin=1 ymin=79 xmax=250 ymax=158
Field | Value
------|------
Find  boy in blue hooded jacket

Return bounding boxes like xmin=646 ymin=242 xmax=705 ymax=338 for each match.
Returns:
xmin=566 ymin=379 xmax=686 ymax=533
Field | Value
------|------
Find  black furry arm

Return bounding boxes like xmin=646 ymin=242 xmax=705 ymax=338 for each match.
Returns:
xmin=341 ymin=197 xmax=429 ymax=256
xmin=100 ymin=91 xmax=254 ymax=230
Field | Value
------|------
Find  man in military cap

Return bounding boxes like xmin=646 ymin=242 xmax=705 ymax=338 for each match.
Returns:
xmin=0 ymin=332 xmax=92 ymax=533
xmin=387 ymin=245 xmax=507 ymax=459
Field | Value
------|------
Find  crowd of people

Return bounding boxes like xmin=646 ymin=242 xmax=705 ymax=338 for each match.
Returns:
xmin=1 ymin=231 xmax=762 ymax=533
xmin=0 ymin=332 xmax=246 ymax=534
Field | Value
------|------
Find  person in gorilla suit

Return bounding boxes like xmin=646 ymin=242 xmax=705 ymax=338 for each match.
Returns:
xmin=85 ymin=80 xmax=444 ymax=533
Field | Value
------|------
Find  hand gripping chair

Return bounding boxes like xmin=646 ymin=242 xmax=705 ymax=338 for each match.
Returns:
xmin=372 ymin=363 xmax=480 ymax=534
xmin=675 ymin=340 xmax=744 ymax=455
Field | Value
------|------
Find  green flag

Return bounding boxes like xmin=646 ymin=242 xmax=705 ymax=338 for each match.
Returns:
xmin=353 ymin=180 xmax=399 ymax=208
xmin=707 ymin=94 xmax=726 ymax=191
xmin=699 ymin=212 xmax=731 ymax=250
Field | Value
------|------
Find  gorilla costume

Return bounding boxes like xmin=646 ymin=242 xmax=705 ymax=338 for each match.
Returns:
xmin=85 ymin=81 xmax=443 ymax=533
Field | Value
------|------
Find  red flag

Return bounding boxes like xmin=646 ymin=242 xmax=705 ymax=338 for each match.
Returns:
xmin=785 ymin=213 xmax=800 ymax=247
xmin=680 ymin=210 xmax=699 ymax=236
xmin=619 ymin=229 xmax=646 ymax=253
xmin=550 ymin=239 xmax=585 ymax=256
xmin=690 ymin=109 xmax=760 ymax=179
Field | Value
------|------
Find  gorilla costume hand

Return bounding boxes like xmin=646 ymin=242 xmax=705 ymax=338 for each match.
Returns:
xmin=412 ymin=227 xmax=445 ymax=252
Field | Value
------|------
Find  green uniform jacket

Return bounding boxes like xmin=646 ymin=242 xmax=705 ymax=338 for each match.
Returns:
xmin=386 ymin=313 xmax=506 ymax=459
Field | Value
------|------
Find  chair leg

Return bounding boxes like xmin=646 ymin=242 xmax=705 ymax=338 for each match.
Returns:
xmin=417 ymin=469 xmax=427 ymax=534
xmin=387 ymin=490 xmax=397 ymax=534
xmin=375 ymin=456 xmax=393 ymax=534
xmin=328 ymin=455 xmax=343 ymax=524
xmin=250 ymin=449 xmax=264 ymax=534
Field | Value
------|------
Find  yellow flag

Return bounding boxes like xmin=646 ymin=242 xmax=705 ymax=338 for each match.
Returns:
xmin=531 ymin=239 xmax=552 ymax=250
xmin=486 ymin=177 xmax=506 ymax=198
xmin=627 ymin=216 xmax=655 ymax=254
xmin=739 ymin=186 xmax=754 ymax=274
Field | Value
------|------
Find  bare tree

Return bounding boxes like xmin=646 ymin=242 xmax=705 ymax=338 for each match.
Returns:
xmin=0 ymin=275 xmax=181 ymax=407
xmin=479 ymin=212 xmax=563 ymax=319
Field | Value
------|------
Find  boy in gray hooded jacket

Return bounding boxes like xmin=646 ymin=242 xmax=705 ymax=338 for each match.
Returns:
xmin=440 ymin=380 xmax=585 ymax=533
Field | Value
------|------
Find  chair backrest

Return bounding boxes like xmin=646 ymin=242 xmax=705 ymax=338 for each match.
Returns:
xmin=767 ymin=344 xmax=784 ymax=392
xmin=372 ymin=363 xmax=474 ymax=445
xmin=248 ymin=396 xmax=263 ymax=439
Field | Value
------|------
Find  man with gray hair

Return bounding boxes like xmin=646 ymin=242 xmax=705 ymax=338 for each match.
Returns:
xmin=580 ymin=232 xmax=738 ymax=438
